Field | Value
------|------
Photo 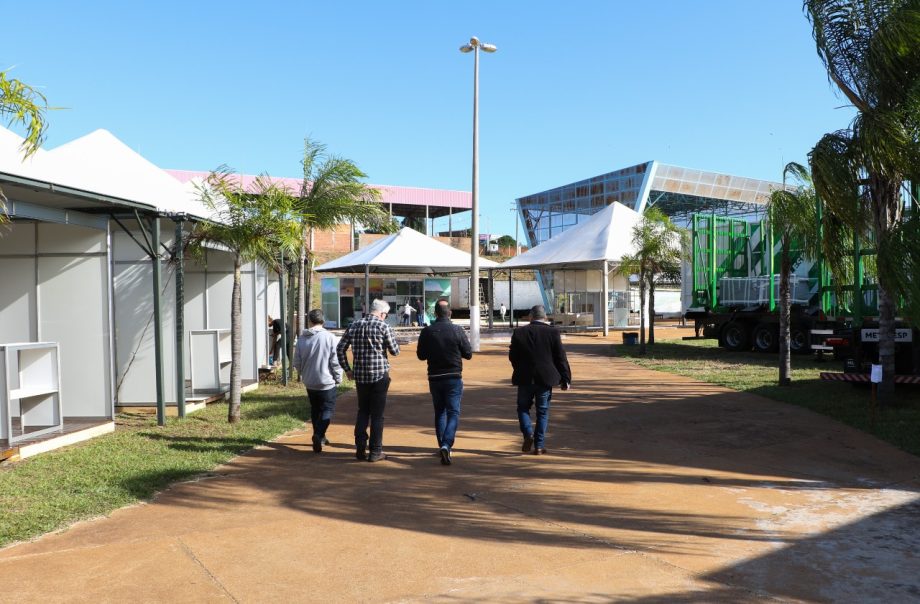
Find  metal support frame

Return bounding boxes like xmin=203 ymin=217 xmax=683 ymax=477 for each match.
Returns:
xmin=114 ymin=211 xmax=167 ymax=426
xmin=508 ymin=269 xmax=514 ymax=328
xmin=173 ymin=216 xmax=186 ymax=418
xmin=602 ymin=260 xmax=609 ymax=336
xmin=487 ymin=269 xmax=494 ymax=329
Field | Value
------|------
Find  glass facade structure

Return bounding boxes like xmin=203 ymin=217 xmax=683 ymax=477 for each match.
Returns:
xmin=516 ymin=161 xmax=781 ymax=247
xmin=515 ymin=161 xmax=784 ymax=314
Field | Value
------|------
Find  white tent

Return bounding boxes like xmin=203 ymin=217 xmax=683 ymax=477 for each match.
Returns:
xmin=501 ymin=202 xmax=642 ymax=270
xmin=40 ymin=129 xmax=212 ymax=220
xmin=500 ymin=202 xmax=643 ymax=335
xmin=316 ymin=227 xmax=499 ymax=274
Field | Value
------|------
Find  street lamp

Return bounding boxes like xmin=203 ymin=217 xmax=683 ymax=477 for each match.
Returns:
xmin=460 ymin=36 xmax=496 ymax=352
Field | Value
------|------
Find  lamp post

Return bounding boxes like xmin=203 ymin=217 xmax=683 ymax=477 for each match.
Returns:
xmin=460 ymin=35 xmax=496 ymax=352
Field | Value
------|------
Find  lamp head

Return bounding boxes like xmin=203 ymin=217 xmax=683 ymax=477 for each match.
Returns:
xmin=480 ymin=43 xmax=497 ymax=53
xmin=460 ymin=44 xmax=473 ymax=53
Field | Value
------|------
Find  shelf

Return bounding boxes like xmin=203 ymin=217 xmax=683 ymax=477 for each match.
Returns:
xmin=9 ymin=385 xmax=59 ymax=400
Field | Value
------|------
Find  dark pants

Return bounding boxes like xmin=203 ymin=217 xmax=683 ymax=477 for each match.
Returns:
xmin=307 ymin=386 xmax=338 ymax=439
xmin=355 ymin=374 xmax=391 ymax=454
xmin=429 ymin=377 xmax=463 ymax=450
xmin=402 ymin=313 xmax=412 ymax=326
xmin=517 ymin=383 xmax=553 ymax=449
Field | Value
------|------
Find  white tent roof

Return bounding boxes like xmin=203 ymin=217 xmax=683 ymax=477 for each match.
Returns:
xmin=501 ymin=202 xmax=642 ymax=270
xmin=316 ymin=227 xmax=500 ymax=274
xmin=0 ymin=126 xmax=48 ymax=179
xmin=40 ymin=129 xmax=212 ymax=219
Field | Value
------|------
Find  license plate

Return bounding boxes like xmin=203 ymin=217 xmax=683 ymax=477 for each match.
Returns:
xmin=860 ymin=328 xmax=913 ymax=343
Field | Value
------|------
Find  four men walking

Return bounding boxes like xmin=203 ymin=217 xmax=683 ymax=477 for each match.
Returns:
xmin=416 ymin=300 xmax=473 ymax=465
xmin=298 ymin=300 xmax=568 ymax=464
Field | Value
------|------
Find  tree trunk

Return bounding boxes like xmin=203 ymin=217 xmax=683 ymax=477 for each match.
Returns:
xmin=877 ymin=281 xmax=897 ymax=403
xmin=297 ymin=239 xmax=306 ymax=334
xmin=287 ymin=264 xmax=297 ymax=365
xmin=228 ymin=255 xmax=243 ymax=423
xmin=648 ymin=275 xmax=656 ymax=346
xmin=873 ymin=175 xmax=903 ymax=405
xmin=638 ymin=270 xmax=647 ymax=355
xmin=306 ymin=254 xmax=316 ymax=312
xmin=779 ymin=242 xmax=792 ymax=386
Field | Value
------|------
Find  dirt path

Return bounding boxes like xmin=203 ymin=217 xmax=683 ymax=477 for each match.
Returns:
xmin=4 ymin=336 xmax=920 ymax=602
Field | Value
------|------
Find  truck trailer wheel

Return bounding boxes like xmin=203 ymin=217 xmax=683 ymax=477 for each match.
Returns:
xmin=752 ymin=323 xmax=779 ymax=353
xmin=790 ymin=326 xmax=809 ymax=355
xmin=723 ymin=322 xmax=751 ymax=352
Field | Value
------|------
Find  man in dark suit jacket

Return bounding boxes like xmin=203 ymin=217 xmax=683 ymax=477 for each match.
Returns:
xmin=509 ymin=304 xmax=572 ymax=455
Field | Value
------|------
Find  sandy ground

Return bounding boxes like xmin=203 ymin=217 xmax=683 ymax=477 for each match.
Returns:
xmin=3 ymin=335 xmax=920 ymax=603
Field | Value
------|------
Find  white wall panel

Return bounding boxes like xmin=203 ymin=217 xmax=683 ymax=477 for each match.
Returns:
xmin=0 ymin=222 xmax=36 ymax=254
xmin=38 ymin=223 xmax=105 ymax=254
xmin=0 ymin=258 xmax=36 ymax=343
xmin=38 ymin=256 xmax=110 ymax=417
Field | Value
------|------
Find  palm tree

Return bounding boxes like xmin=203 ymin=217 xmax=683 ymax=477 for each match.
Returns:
xmin=805 ymin=0 xmax=920 ymax=403
xmin=619 ymin=208 xmax=683 ymax=354
xmin=191 ymin=169 xmax=301 ymax=423
xmin=0 ymin=71 xmax=49 ymax=219
xmin=767 ymin=162 xmax=819 ymax=386
xmin=295 ymin=138 xmax=392 ymax=329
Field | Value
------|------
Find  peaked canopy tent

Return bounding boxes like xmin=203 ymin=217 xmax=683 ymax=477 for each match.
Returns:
xmin=500 ymin=202 xmax=643 ymax=335
xmin=0 ymin=127 xmax=166 ymax=449
xmin=37 ymin=130 xmax=269 ymax=415
xmin=316 ymin=227 xmax=499 ymax=326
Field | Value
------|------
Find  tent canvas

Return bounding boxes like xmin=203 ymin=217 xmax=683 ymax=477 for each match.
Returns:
xmin=316 ymin=227 xmax=500 ymax=274
xmin=39 ymin=129 xmax=212 ymax=220
xmin=501 ymin=202 xmax=642 ymax=270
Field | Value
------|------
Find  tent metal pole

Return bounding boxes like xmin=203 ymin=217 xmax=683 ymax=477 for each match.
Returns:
xmin=364 ymin=264 xmax=370 ymax=317
xmin=602 ymin=260 xmax=609 ymax=337
xmin=487 ymin=269 xmax=494 ymax=329
xmin=174 ymin=217 xmax=186 ymax=418
xmin=508 ymin=269 xmax=514 ymax=328
xmin=151 ymin=217 xmax=166 ymax=426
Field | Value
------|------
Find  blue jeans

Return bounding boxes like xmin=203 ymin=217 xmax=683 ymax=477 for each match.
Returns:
xmin=429 ymin=377 xmax=463 ymax=450
xmin=306 ymin=386 xmax=338 ymax=439
xmin=517 ymin=383 xmax=552 ymax=449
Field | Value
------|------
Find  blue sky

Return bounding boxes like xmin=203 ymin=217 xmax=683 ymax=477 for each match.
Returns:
xmin=4 ymin=1 xmax=852 ymax=237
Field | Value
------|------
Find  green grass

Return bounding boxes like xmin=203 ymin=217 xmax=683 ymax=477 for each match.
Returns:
xmin=0 ymin=382 xmax=335 ymax=548
xmin=615 ymin=337 xmax=920 ymax=457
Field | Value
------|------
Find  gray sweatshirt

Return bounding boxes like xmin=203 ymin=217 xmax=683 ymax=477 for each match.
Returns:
xmin=292 ymin=326 xmax=343 ymax=391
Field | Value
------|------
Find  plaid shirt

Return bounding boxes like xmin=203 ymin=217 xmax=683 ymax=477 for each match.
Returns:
xmin=336 ymin=314 xmax=400 ymax=384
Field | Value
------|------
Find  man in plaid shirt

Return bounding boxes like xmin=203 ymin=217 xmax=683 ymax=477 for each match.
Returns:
xmin=337 ymin=299 xmax=400 ymax=462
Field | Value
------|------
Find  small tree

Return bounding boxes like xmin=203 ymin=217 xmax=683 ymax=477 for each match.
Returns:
xmin=191 ymin=169 xmax=301 ymax=423
xmin=296 ymin=138 xmax=392 ymax=328
xmin=619 ymin=208 xmax=683 ymax=353
xmin=0 ymin=70 xmax=49 ymax=219
xmin=767 ymin=162 xmax=819 ymax=386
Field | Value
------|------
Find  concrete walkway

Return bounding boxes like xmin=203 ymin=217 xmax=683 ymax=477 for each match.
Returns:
xmin=4 ymin=337 xmax=920 ymax=602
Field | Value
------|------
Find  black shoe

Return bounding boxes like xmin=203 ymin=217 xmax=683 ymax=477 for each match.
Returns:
xmin=533 ymin=447 xmax=547 ymax=455
xmin=522 ymin=434 xmax=534 ymax=453
xmin=439 ymin=446 xmax=452 ymax=466
xmin=356 ymin=447 xmax=367 ymax=461
xmin=367 ymin=451 xmax=387 ymax=462
xmin=312 ymin=434 xmax=323 ymax=453
xmin=322 ymin=437 xmax=330 ymax=446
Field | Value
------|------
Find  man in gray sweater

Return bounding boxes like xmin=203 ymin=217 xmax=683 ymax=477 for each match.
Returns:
xmin=293 ymin=309 xmax=343 ymax=452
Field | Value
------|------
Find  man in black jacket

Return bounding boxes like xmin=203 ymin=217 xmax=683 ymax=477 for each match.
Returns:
xmin=509 ymin=305 xmax=572 ymax=455
xmin=416 ymin=299 xmax=473 ymax=465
